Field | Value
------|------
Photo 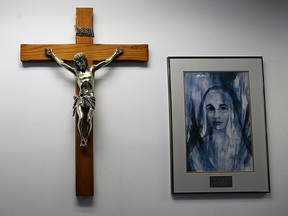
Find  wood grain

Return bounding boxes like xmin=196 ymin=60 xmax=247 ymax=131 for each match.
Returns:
xmin=75 ymin=8 xmax=94 ymax=197
xmin=76 ymin=8 xmax=93 ymax=44
xmin=20 ymin=44 xmax=149 ymax=62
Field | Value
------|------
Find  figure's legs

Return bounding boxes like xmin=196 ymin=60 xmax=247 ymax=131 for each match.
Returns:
xmin=76 ymin=105 xmax=88 ymax=148
xmin=85 ymin=108 xmax=94 ymax=141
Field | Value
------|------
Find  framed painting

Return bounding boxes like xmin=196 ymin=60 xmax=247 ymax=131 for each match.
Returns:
xmin=167 ymin=57 xmax=270 ymax=193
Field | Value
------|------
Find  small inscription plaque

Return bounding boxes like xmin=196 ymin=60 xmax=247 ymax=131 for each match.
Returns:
xmin=75 ymin=26 xmax=94 ymax=37
xmin=210 ymin=176 xmax=233 ymax=188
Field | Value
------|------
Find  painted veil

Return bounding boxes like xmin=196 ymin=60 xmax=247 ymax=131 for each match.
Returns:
xmin=185 ymin=72 xmax=253 ymax=172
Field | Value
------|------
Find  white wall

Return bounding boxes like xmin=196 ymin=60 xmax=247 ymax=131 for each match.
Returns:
xmin=0 ymin=0 xmax=287 ymax=215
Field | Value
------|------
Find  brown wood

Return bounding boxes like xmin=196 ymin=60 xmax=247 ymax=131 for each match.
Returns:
xmin=20 ymin=44 xmax=149 ymax=62
xmin=20 ymin=7 xmax=149 ymax=197
xmin=76 ymin=8 xmax=93 ymax=44
xmin=75 ymin=8 xmax=94 ymax=197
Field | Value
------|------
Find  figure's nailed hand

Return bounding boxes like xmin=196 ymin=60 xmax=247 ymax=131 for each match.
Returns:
xmin=44 ymin=48 xmax=53 ymax=56
xmin=116 ymin=48 xmax=124 ymax=55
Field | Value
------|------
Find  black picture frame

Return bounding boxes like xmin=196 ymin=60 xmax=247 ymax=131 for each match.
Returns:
xmin=168 ymin=57 xmax=270 ymax=193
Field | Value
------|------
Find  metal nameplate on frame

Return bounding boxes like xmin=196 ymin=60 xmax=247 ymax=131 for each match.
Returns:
xmin=210 ymin=176 xmax=233 ymax=188
xmin=75 ymin=26 xmax=94 ymax=37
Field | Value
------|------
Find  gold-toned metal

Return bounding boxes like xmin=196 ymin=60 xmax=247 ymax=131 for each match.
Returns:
xmin=45 ymin=47 xmax=124 ymax=147
xmin=75 ymin=25 xmax=94 ymax=37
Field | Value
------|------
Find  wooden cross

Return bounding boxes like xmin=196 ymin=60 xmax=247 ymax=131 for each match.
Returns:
xmin=20 ymin=8 xmax=149 ymax=196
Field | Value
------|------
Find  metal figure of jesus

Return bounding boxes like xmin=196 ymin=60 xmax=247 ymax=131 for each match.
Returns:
xmin=45 ymin=48 xmax=124 ymax=147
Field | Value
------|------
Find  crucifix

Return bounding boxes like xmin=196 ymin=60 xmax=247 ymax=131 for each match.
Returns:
xmin=20 ymin=8 xmax=149 ymax=196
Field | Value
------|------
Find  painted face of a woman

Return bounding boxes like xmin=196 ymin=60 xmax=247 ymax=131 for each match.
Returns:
xmin=205 ymin=90 xmax=232 ymax=132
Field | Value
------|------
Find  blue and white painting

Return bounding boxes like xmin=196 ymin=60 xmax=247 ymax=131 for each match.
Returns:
xmin=185 ymin=71 xmax=253 ymax=172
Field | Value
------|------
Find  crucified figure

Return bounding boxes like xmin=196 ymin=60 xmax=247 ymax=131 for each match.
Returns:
xmin=45 ymin=48 xmax=124 ymax=147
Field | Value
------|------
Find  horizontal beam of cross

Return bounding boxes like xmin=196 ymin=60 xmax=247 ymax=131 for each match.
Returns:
xmin=20 ymin=44 xmax=149 ymax=62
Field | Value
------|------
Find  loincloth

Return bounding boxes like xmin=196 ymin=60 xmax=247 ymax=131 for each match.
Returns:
xmin=73 ymin=95 xmax=96 ymax=116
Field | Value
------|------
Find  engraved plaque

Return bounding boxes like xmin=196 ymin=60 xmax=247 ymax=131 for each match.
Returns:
xmin=210 ymin=176 xmax=233 ymax=188
xmin=75 ymin=26 xmax=94 ymax=37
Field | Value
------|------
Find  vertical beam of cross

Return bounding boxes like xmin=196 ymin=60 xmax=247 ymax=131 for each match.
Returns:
xmin=75 ymin=8 xmax=94 ymax=196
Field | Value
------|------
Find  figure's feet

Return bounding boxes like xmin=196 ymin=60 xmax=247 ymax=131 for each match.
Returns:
xmin=80 ymin=138 xmax=88 ymax=148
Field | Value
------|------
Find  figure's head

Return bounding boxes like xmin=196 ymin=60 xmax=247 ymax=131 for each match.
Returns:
xmin=204 ymin=88 xmax=232 ymax=132
xmin=198 ymin=86 xmax=239 ymax=137
xmin=74 ymin=53 xmax=88 ymax=71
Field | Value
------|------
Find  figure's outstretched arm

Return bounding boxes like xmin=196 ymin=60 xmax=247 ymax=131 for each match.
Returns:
xmin=91 ymin=48 xmax=124 ymax=74
xmin=45 ymin=48 xmax=76 ymax=75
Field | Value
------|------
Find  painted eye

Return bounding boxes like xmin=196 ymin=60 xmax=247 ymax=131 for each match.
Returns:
xmin=206 ymin=105 xmax=215 ymax=112
xmin=219 ymin=104 xmax=228 ymax=112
